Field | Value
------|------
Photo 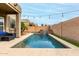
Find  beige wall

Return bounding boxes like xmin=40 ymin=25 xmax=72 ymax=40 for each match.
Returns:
xmin=52 ymin=17 xmax=79 ymax=42
xmin=25 ymin=26 xmax=48 ymax=33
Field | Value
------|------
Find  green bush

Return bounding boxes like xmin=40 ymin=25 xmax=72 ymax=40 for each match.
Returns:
xmin=21 ymin=22 xmax=28 ymax=33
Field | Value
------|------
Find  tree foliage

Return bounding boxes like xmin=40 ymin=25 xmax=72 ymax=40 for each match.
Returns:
xmin=21 ymin=22 xmax=28 ymax=33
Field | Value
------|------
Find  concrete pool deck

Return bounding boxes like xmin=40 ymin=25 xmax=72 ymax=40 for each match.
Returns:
xmin=0 ymin=48 xmax=79 ymax=56
xmin=0 ymin=33 xmax=79 ymax=56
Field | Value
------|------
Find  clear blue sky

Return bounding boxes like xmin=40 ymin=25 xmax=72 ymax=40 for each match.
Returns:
xmin=19 ymin=3 xmax=79 ymax=25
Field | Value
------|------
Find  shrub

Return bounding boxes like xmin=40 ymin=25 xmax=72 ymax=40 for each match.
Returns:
xmin=21 ymin=22 xmax=28 ymax=33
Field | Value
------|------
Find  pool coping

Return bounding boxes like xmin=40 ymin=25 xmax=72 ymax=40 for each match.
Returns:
xmin=49 ymin=34 xmax=78 ymax=48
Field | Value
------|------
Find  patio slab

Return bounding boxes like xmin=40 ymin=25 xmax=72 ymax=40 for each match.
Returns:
xmin=0 ymin=48 xmax=79 ymax=56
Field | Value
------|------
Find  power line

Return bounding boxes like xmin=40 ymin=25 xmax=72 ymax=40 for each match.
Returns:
xmin=22 ymin=9 xmax=79 ymax=17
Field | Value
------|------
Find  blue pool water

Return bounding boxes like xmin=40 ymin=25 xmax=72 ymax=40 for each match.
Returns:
xmin=13 ymin=34 xmax=67 ymax=48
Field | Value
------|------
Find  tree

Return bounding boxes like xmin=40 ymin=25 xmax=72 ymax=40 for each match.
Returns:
xmin=21 ymin=22 xmax=28 ymax=33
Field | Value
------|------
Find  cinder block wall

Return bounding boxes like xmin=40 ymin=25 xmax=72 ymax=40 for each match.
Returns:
xmin=52 ymin=17 xmax=79 ymax=42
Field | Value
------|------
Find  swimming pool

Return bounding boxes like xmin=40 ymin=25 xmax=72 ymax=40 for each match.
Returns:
xmin=12 ymin=34 xmax=67 ymax=48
